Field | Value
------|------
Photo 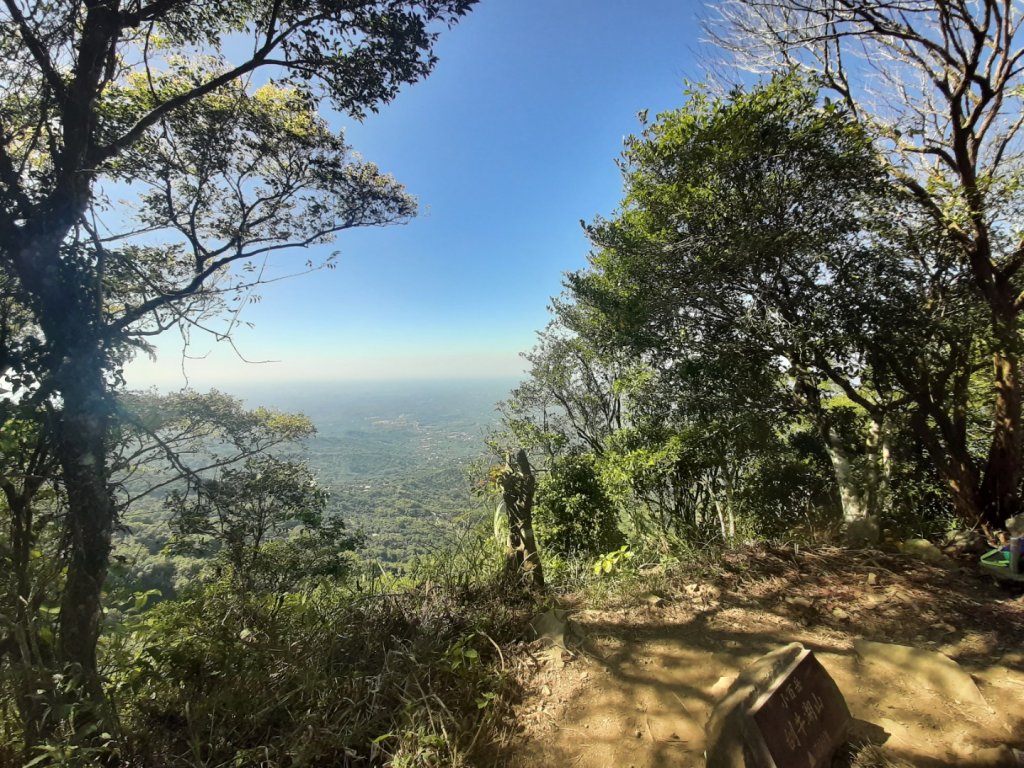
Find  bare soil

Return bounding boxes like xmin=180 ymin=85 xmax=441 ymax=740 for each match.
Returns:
xmin=506 ymin=545 xmax=1024 ymax=768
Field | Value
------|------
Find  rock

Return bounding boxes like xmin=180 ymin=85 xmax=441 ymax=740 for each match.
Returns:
xmin=530 ymin=608 xmax=580 ymax=665
xmin=899 ymin=537 xmax=955 ymax=567
xmin=641 ymin=592 xmax=665 ymax=608
xmin=832 ymin=607 xmax=849 ymax=620
xmin=705 ymin=643 xmax=806 ymax=768
xmin=710 ymin=674 xmax=736 ymax=698
xmin=965 ymin=745 xmax=1024 ymax=767
xmin=685 ymin=583 xmax=722 ymax=601
xmin=854 ymin=639 xmax=989 ymax=709
xmin=866 ymin=572 xmax=878 ymax=586
xmin=785 ymin=596 xmax=813 ymax=608
xmin=844 ymin=516 xmax=880 ymax=547
xmin=945 ymin=529 xmax=990 ymax=555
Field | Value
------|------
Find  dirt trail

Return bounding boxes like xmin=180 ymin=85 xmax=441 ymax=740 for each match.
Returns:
xmin=509 ymin=547 xmax=1024 ymax=768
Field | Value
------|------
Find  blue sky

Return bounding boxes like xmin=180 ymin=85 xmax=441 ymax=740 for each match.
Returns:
xmin=125 ymin=0 xmax=710 ymax=388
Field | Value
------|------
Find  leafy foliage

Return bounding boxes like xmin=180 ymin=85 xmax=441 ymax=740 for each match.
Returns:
xmin=167 ymin=455 xmax=355 ymax=591
xmin=534 ymin=454 xmax=623 ymax=558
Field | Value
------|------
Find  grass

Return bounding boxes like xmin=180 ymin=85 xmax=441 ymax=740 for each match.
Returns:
xmin=3 ymin=529 xmax=533 ymax=768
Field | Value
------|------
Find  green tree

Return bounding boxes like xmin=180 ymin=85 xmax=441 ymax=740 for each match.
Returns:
xmin=167 ymin=455 xmax=352 ymax=592
xmin=0 ymin=388 xmax=326 ymax=750
xmin=573 ymin=74 xmax=920 ymax=529
xmin=712 ymin=0 xmax=1024 ymax=528
xmin=498 ymin=302 xmax=626 ymax=462
xmin=0 ymin=0 xmax=475 ymax=679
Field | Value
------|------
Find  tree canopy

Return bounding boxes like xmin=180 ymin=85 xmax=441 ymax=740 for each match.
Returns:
xmin=0 ymin=0 xmax=476 ymax=682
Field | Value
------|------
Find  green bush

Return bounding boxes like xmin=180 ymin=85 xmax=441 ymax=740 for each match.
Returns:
xmin=534 ymin=454 xmax=623 ymax=558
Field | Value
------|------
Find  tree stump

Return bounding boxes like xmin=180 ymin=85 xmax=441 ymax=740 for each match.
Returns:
xmin=498 ymin=449 xmax=544 ymax=589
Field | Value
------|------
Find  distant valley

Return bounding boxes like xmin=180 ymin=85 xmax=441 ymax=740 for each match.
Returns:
xmin=228 ymin=378 xmax=518 ymax=563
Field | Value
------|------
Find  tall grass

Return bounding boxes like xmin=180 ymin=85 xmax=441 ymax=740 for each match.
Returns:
xmin=3 ymin=528 xmax=530 ymax=768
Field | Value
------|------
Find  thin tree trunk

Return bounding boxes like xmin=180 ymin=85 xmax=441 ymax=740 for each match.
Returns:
xmin=499 ymin=449 xmax=544 ymax=590
xmin=724 ymin=469 xmax=736 ymax=539
xmin=5 ymin=489 xmax=50 ymax=749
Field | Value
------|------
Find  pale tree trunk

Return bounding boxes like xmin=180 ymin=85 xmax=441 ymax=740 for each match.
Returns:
xmin=796 ymin=374 xmax=869 ymax=525
xmin=825 ymin=426 xmax=887 ymax=546
xmin=499 ymin=449 xmax=544 ymax=590
xmin=822 ymin=423 xmax=867 ymax=525
xmin=712 ymin=467 xmax=737 ymax=542
xmin=725 ymin=469 xmax=736 ymax=539
xmin=864 ymin=416 xmax=892 ymax=518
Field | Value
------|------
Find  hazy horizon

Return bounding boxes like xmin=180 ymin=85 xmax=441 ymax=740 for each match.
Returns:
xmin=124 ymin=349 xmax=529 ymax=391
xmin=118 ymin=0 xmax=706 ymax=391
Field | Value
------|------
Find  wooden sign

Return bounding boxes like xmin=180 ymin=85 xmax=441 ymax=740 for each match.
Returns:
xmin=745 ymin=648 xmax=850 ymax=768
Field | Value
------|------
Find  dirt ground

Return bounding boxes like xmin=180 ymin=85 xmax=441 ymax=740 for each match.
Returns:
xmin=506 ymin=545 xmax=1024 ymax=768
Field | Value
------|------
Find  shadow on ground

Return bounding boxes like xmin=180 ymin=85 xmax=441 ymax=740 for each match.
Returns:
xmin=506 ymin=546 xmax=1024 ymax=768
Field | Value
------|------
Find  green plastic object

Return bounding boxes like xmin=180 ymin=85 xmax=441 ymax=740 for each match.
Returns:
xmin=980 ymin=539 xmax=1024 ymax=582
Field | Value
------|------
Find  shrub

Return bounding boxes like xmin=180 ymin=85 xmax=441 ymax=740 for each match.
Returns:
xmin=534 ymin=454 xmax=623 ymax=558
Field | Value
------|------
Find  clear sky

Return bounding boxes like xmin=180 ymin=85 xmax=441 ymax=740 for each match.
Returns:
xmin=124 ymin=0 xmax=711 ymax=389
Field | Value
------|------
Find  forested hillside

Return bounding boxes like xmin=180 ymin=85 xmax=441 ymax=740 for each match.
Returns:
xmin=116 ymin=380 xmax=512 ymax=596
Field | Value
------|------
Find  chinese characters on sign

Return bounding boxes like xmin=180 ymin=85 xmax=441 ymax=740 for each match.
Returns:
xmin=747 ymin=648 xmax=851 ymax=768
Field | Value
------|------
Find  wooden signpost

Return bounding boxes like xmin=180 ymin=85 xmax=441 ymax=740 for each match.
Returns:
xmin=745 ymin=648 xmax=851 ymax=768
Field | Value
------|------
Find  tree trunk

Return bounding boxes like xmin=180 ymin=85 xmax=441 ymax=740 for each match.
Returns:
xmin=499 ymin=449 xmax=544 ymax=589
xmin=724 ymin=469 xmax=736 ymax=539
xmin=864 ymin=418 xmax=882 ymax=517
xmin=910 ymin=408 xmax=988 ymax=528
xmin=4 ymin=485 xmax=53 ymax=750
xmin=54 ymin=348 xmax=114 ymax=683
xmin=795 ymin=371 xmax=869 ymax=525
xmin=979 ymin=315 xmax=1023 ymax=528
xmin=821 ymin=423 xmax=866 ymax=524
xmin=12 ymin=228 xmax=116 ymax=682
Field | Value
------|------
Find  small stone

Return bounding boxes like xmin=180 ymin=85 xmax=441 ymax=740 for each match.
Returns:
xmin=786 ymin=596 xmax=813 ymax=608
xmin=900 ymin=538 xmax=954 ymax=567
xmin=832 ymin=607 xmax=849 ymax=620
xmin=641 ymin=592 xmax=665 ymax=608
xmin=710 ymin=675 xmax=734 ymax=697
xmin=541 ymin=685 xmax=551 ymax=696
xmin=969 ymin=745 xmax=1017 ymax=767
xmin=867 ymin=572 xmax=878 ymax=586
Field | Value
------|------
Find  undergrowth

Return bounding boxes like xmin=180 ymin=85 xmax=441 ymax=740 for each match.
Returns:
xmin=118 ymin=581 xmax=524 ymax=767
xmin=3 ymin=531 xmax=532 ymax=768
